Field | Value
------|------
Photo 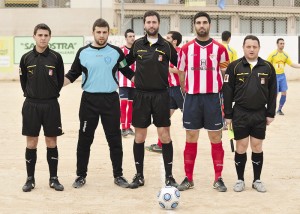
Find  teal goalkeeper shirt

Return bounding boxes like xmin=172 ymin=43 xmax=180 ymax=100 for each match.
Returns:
xmin=66 ymin=44 xmax=134 ymax=93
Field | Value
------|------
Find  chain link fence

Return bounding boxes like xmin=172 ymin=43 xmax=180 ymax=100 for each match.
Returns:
xmin=3 ymin=0 xmax=70 ymax=7
xmin=115 ymin=0 xmax=300 ymax=36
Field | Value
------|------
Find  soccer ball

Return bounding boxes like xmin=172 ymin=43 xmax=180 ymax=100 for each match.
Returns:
xmin=157 ymin=186 xmax=180 ymax=210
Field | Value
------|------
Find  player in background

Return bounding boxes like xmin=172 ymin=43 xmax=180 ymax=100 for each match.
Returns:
xmin=267 ymin=38 xmax=300 ymax=115
xmin=19 ymin=23 xmax=64 ymax=192
xmin=177 ymin=12 xmax=229 ymax=192
xmin=223 ymin=35 xmax=277 ymax=192
xmin=145 ymin=31 xmax=184 ymax=153
xmin=119 ymin=29 xmax=136 ymax=137
xmin=221 ymin=31 xmax=238 ymax=63
xmin=221 ymin=31 xmax=238 ymax=130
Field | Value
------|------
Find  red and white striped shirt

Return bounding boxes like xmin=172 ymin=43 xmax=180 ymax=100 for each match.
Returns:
xmin=168 ymin=47 xmax=181 ymax=87
xmin=118 ymin=46 xmax=135 ymax=88
xmin=178 ymin=39 xmax=229 ymax=94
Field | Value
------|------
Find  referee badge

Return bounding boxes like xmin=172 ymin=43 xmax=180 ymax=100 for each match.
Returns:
xmin=158 ymin=55 xmax=163 ymax=61
xmin=261 ymin=77 xmax=265 ymax=85
xmin=224 ymin=74 xmax=229 ymax=82
xmin=49 ymin=69 xmax=53 ymax=76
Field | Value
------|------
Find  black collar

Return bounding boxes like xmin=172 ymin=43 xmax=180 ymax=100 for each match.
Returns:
xmin=33 ymin=46 xmax=50 ymax=56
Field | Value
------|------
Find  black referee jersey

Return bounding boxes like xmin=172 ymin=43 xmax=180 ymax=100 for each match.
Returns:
xmin=19 ymin=46 xmax=65 ymax=99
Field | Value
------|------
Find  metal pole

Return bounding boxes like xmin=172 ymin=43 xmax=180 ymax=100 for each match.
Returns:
xmin=121 ymin=0 xmax=124 ymax=35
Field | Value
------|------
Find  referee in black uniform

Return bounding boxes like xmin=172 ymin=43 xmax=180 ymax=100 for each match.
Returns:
xmin=125 ymin=10 xmax=179 ymax=188
xmin=223 ymin=35 xmax=277 ymax=193
xmin=19 ymin=23 xmax=64 ymax=192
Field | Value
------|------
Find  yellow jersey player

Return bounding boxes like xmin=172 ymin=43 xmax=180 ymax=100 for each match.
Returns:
xmin=222 ymin=31 xmax=238 ymax=63
xmin=267 ymin=38 xmax=300 ymax=115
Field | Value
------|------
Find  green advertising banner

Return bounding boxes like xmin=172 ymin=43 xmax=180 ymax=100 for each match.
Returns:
xmin=14 ymin=36 xmax=84 ymax=64
xmin=0 ymin=37 xmax=14 ymax=72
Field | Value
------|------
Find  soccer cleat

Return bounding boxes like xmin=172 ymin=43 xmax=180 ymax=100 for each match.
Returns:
xmin=49 ymin=177 xmax=64 ymax=191
xmin=129 ymin=173 xmax=145 ymax=189
xmin=252 ymin=180 xmax=266 ymax=193
xmin=145 ymin=144 xmax=162 ymax=153
xmin=121 ymin=129 xmax=129 ymax=137
xmin=213 ymin=177 xmax=227 ymax=192
xmin=177 ymin=177 xmax=194 ymax=191
xmin=165 ymin=175 xmax=179 ymax=188
xmin=72 ymin=176 xmax=86 ymax=188
xmin=277 ymin=110 xmax=284 ymax=115
xmin=233 ymin=180 xmax=245 ymax=192
xmin=22 ymin=176 xmax=35 ymax=192
xmin=114 ymin=176 xmax=129 ymax=188
xmin=127 ymin=128 xmax=135 ymax=136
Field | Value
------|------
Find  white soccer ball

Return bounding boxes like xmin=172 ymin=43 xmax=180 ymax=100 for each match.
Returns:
xmin=157 ymin=186 xmax=180 ymax=210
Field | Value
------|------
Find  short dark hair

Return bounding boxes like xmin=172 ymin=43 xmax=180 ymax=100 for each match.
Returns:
xmin=243 ymin=35 xmax=260 ymax=46
xmin=143 ymin=10 xmax=160 ymax=23
xmin=193 ymin=11 xmax=211 ymax=24
xmin=221 ymin=31 xmax=231 ymax=41
xmin=92 ymin=18 xmax=110 ymax=32
xmin=167 ymin=31 xmax=182 ymax=46
xmin=33 ymin=23 xmax=51 ymax=36
xmin=277 ymin=38 xmax=284 ymax=44
xmin=124 ymin=29 xmax=134 ymax=38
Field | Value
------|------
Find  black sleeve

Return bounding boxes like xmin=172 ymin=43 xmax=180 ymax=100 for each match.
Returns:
xmin=65 ymin=48 xmax=83 ymax=83
xmin=125 ymin=41 xmax=137 ymax=66
xmin=19 ymin=55 xmax=27 ymax=94
xmin=169 ymin=43 xmax=178 ymax=67
xmin=223 ymin=62 xmax=236 ymax=119
xmin=266 ymin=62 xmax=277 ymax=118
xmin=56 ymin=53 xmax=65 ymax=91
xmin=118 ymin=49 xmax=135 ymax=80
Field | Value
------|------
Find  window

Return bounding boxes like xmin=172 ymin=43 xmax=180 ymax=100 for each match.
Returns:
xmin=240 ymin=17 xmax=287 ymax=35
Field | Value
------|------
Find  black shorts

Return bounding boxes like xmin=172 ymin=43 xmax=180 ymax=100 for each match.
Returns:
xmin=183 ymin=93 xmax=223 ymax=130
xmin=168 ymin=86 xmax=184 ymax=111
xmin=232 ymin=105 xmax=266 ymax=140
xmin=22 ymin=98 xmax=63 ymax=137
xmin=119 ymin=87 xmax=136 ymax=100
xmin=132 ymin=90 xmax=170 ymax=128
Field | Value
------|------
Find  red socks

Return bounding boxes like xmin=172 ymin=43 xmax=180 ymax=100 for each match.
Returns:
xmin=120 ymin=100 xmax=133 ymax=129
xmin=211 ymin=142 xmax=224 ymax=181
xmin=184 ymin=142 xmax=197 ymax=181
xmin=157 ymin=138 xmax=162 ymax=148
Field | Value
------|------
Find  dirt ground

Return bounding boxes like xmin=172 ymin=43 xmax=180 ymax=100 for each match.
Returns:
xmin=0 ymin=80 xmax=300 ymax=214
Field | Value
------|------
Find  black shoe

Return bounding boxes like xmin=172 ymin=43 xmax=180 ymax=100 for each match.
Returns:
xmin=72 ymin=176 xmax=86 ymax=188
xmin=165 ymin=175 xmax=179 ymax=188
xmin=114 ymin=176 xmax=129 ymax=188
xmin=129 ymin=173 xmax=144 ymax=189
xmin=177 ymin=177 xmax=194 ymax=191
xmin=121 ymin=129 xmax=129 ymax=137
xmin=213 ymin=177 xmax=227 ymax=192
xmin=22 ymin=176 xmax=35 ymax=192
xmin=127 ymin=128 xmax=135 ymax=136
xmin=49 ymin=177 xmax=64 ymax=191
xmin=277 ymin=110 xmax=284 ymax=115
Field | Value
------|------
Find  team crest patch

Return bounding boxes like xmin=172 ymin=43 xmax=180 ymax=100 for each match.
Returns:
xmin=261 ymin=78 xmax=265 ymax=85
xmin=158 ymin=55 xmax=163 ymax=61
xmin=209 ymin=54 xmax=216 ymax=60
xmin=224 ymin=74 xmax=229 ymax=82
xmin=49 ymin=69 xmax=53 ymax=76
xmin=104 ymin=56 xmax=112 ymax=64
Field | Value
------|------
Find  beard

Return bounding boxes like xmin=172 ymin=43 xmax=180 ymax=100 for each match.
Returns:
xmin=95 ymin=37 xmax=108 ymax=46
xmin=145 ymin=27 xmax=159 ymax=36
xmin=196 ymin=28 xmax=209 ymax=38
